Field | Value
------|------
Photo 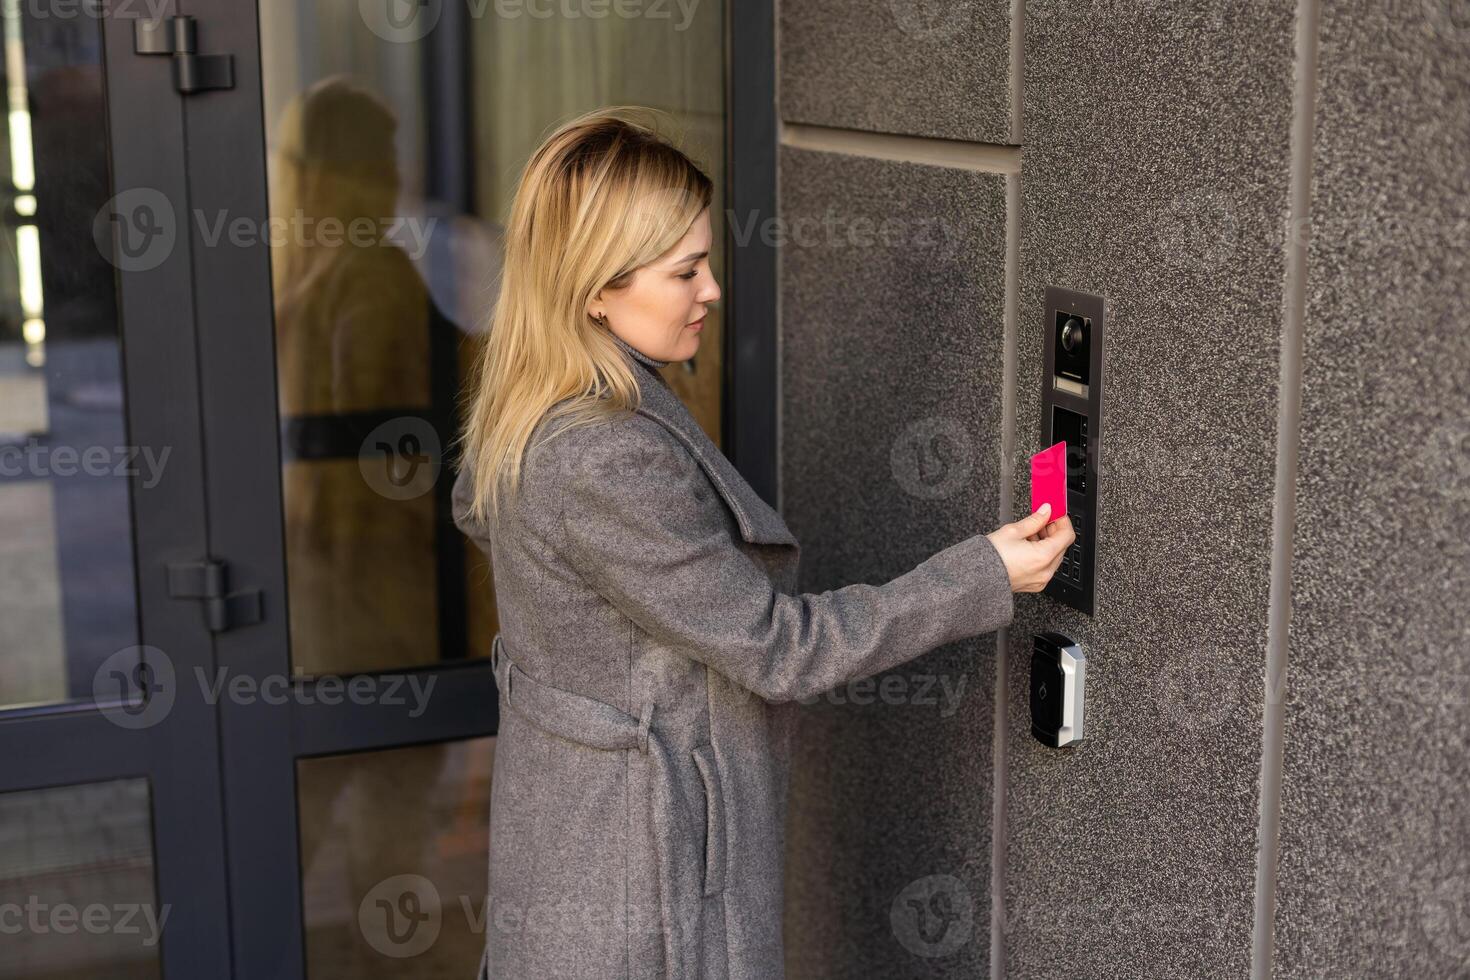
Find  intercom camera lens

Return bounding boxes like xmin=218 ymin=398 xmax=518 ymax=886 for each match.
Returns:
xmin=1060 ymin=317 xmax=1086 ymax=352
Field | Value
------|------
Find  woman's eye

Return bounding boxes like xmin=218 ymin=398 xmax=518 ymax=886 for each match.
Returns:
xmin=678 ymin=269 xmax=699 ymax=280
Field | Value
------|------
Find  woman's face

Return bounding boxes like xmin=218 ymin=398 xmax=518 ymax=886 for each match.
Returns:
xmin=590 ymin=207 xmax=720 ymax=364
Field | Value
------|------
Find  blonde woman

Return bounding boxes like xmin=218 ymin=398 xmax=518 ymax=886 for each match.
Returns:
xmin=451 ymin=107 xmax=1074 ymax=980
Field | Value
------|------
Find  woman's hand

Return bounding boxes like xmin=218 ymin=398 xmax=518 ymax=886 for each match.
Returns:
xmin=986 ymin=503 xmax=1076 ymax=593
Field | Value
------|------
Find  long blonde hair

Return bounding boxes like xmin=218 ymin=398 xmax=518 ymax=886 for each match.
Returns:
xmin=454 ymin=106 xmax=713 ymax=527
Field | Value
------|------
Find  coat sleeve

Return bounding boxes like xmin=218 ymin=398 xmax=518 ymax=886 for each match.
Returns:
xmin=545 ymin=419 xmax=1015 ymax=703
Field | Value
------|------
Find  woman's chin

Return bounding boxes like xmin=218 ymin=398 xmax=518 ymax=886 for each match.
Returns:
xmin=673 ymin=335 xmax=702 ymax=361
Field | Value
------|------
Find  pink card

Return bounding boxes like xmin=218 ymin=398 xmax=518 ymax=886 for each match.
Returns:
xmin=1030 ymin=441 xmax=1068 ymax=523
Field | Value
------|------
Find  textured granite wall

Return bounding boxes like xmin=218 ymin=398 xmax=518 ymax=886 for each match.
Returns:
xmin=1273 ymin=4 xmax=1470 ymax=976
xmin=780 ymin=0 xmax=1013 ymax=142
xmin=779 ymin=5 xmax=1015 ymax=973
xmin=1002 ymin=5 xmax=1296 ymax=977
xmin=779 ymin=146 xmax=1009 ymax=978
xmin=776 ymin=1 xmax=1467 ymax=977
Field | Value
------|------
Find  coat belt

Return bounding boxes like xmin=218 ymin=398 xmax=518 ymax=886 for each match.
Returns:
xmin=490 ymin=633 xmax=704 ymax=979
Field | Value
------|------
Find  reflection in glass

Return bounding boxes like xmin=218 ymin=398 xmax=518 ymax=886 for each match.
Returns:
xmin=0 ymin=0 xmax=139 ymax=709
xmin=270 ymin=76 xmax=468 ymax=678
xmin=259 ymin=1 xmax=726 ymax=678
xmin=0 ymin=779 xmax=162 ymax=978
xmin=298 ymin=738 xmax=494 ymax=977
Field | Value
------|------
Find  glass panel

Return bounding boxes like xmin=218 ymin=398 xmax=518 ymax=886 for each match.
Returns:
xmin=298 ymin=737 xmax=494 ymax=975
xmin=0 ymin=778 xmax=163 ymax=978
xmin=471 ymin=11 xmax=728 ymax=437
xmin=258 ymin=2 xmax=726 ymax=677
xmin=0 ymin=0 xmax=140 ymax=708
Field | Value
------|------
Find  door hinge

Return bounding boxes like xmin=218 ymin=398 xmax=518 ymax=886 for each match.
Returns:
xmin=134 ymin=16 xmax=235 ymax=95
xmin=167 ymin=559 xmax=264 ymax=632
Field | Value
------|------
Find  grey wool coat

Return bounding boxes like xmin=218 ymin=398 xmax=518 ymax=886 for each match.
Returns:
xmin=451 ymin=334 xmax=1016 ymax=980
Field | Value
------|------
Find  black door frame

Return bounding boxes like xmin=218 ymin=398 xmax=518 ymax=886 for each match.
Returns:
xmin=725 ymin=0 xmax=780 ymax=509
xmin=0 ymin=2 xmax=235 ymax=976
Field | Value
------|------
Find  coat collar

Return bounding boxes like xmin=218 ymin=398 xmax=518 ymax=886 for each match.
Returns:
xmin=619 ymin=351 xmax=798 ymax=549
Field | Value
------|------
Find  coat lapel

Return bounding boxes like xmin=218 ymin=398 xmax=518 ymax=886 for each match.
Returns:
xmin=632 ymin=370 xmax=798 ymax=549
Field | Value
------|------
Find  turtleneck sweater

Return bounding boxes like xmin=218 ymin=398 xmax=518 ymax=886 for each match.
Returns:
xmin=607 ymin=330 xmax=671 ymax=371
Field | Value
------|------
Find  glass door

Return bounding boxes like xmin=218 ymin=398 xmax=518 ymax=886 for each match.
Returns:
xmin=0 ymin=2 xmax=233 ymax=977
xmin=178 ymin=0 xmax=730 ymax=976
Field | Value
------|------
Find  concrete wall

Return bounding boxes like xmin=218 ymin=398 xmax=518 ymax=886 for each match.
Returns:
xmin=776 ymin=2 xmax=1469 ymax=977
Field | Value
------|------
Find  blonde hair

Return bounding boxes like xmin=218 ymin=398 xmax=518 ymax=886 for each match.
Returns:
xmin=454 ymin=106 xmax=713 ymax=527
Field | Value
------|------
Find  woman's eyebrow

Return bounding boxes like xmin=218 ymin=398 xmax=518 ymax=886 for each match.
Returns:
xmin=674 ymin=250 xmax=708 ymax=264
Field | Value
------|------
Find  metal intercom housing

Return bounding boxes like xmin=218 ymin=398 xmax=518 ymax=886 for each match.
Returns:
xmin=1040 ymin=286 xmax=1106 ymax=616
xmin=1030 ymin=631 xmax=1086 ymax=748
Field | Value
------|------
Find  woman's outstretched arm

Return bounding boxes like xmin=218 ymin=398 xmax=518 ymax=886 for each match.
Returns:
xmin=543 ymin=419 xmax=1016 ymax=704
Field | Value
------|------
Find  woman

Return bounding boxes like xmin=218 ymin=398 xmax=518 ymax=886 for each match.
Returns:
xmin=451 ymin=107 xmax=1074 ymax=980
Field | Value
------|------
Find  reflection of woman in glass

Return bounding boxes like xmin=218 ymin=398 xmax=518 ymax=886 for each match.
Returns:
xmin=452 ymin=108 xmax=1070 ymax=979
xmin=271 ymin=75 xmax=442 ymax=675
xmin=269 ymin=74 xmax=449 ymax=965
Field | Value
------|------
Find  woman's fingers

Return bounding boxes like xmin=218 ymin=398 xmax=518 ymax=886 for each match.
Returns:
xmin=1014 ymin=504 xmax=1052 ymax=541
xmin=987 ymin=509 xmax=1078 ymax=593
xmin=1037 ymin=518 xmax=1075 ymax=579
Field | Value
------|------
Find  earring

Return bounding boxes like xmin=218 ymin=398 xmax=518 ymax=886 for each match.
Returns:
xmin=592 ymin=312 xmax=608 ymax=328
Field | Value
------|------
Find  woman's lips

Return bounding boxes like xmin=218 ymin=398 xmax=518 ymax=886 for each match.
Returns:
xmin=687 ymin=317 xmax=705 ymax=331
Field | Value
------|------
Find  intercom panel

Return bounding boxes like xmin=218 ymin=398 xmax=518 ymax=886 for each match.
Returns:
xmin=1040 ymin=287 xmax=1105 ymax=616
